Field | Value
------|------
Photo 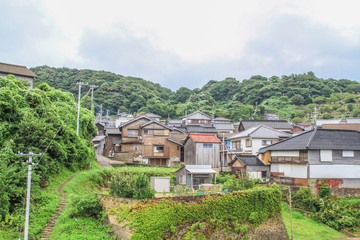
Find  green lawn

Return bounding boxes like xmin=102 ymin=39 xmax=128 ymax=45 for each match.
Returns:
xmin=281 ymin=203 xmax=347 ymax=240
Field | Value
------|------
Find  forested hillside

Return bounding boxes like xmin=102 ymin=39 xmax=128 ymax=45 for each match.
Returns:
xmin=32 ymin=66 xmax=360 ymax=121
xmin=0 ymin=75 xmax=96 ymax=223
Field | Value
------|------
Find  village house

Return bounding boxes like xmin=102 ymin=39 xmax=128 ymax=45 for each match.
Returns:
xmin=0 ymin=62 xmax=37 ymax=89
xmin=119 ymin=115 xmax=184 ymax=167
xmin=227 ymin=125 xmax=291 ymax=156
xmin=238 ymin=120 xmax=293 ymax=133
xmin=103 ymin=127 xmax=122 ymax=156
xmin=183 ymin=133 xmax=221 ymax=168
xmin=258 ymin=128 xmax=360 ymax=187
xmin=212 ymin=117 xmax=235 ymax=134
xmin=176 ymin=165 xmax=217 ymax=190
xmin=230 ymin=155 xmax=269 ymax=179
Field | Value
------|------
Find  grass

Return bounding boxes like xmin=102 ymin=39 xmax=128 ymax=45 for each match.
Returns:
xmin=281 ymin=203 xmax=347 ymax=240
xmin=0 ymin=166 xmax=78 ymax=240
xmin=50 ymin=161 xmax=113 ymax=239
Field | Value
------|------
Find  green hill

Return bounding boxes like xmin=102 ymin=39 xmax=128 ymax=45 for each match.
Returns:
xmin=31 ymin=66 xmax=360 ymax=122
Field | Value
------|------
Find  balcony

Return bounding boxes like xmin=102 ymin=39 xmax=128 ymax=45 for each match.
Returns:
xmin=271 ymin=156 xmax=308 ymax=164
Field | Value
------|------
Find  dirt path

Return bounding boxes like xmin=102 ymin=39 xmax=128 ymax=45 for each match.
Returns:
xmin=96 ymin=154 xmax=122 ymax=167
xmin=40 ymin=174 xmax=76 ymax=240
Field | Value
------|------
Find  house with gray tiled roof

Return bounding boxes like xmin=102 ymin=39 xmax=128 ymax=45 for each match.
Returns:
xmin=239 ymin=120 xmax=293 ymax=133
xmin=258 ymin=128 xmax=360 ymax=187
xmin=230 ymin=155 xmax=270 ymax=178
xmin=227 ymin=125 xmax=291 ymax=155
xmin=0 ymin=62 xmax=37 ymax=89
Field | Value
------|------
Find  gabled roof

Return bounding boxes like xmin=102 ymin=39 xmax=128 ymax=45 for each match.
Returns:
xmin=188 ymin=133 xmax=221 ymax=143
xmin=140 ymin=120 xmax=172 ymax=130
xmin=144 ymin=112 xmax=161 ymax=118
xmin=213 ymin=123 xmax=234 ymax=130
xmin=105 ymin=127 xmax=121 ymax=135
xmin=0 ymin=62 xmax=37 ymax=78
xmin=186 ymin=125 xmax=218 ymax=134
xmin=231 ymin=155 xmax=265 ymax=166
xmin=240 ymin=120 xmax=292 ymax=131
xmin=259 ymin=128 xmax=360 ymax=153
xmin=119 ymin=115 xmax=152 ymax=128
xmin=228 ymin=125 xmax=290 ymax=140
xmin=183 ymin=110 xmax=211 ymax=120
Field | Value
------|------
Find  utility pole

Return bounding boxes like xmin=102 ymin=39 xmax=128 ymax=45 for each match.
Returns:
xmin=222 ymin=134 xmax=225 ymax=173
xmin=19 ymin=152 xmax=42 ymax=240
xmin=89 ymin=85 xmax=98 ymax=105
xmin=76 ymin=82 xmax=88 ymax=135
xmin=100 ymin=104 xmax=103 ymax=124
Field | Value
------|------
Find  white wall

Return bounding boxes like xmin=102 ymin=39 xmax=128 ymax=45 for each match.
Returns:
xmin=271 ymin=151 xmax=300 ymax=157
xmin=310 ymin=165 xmax=360 ymax=178
xmin=271 ymin=163 xmax=307 ymax=178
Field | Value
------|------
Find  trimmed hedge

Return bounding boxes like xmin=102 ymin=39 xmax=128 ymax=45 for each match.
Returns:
xmin=114 ymin=187 xmax=282 ymax=239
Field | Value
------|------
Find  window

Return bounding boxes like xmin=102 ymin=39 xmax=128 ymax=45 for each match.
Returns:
xmin=144 ymin=129 xmax=154 ymax=134
xmin=231 ymin=141 xmax=241 ymax=150
xmin=320 ymin=150 xmax=332 ymax=162
xmin=245 ymin=139 xmax=252 ymax=147
xmin=134 ymin=146 xmax=138 ymax=151
xmin=342 ymin=150 xmax=354 ymax=157
xmin=262 ymin=140 xmax=272 ymax=146
xmin=128 ymin=130 xmax=138 ymax=137
xmin=154 ymin=146 xmax=164 ymax=153
xmin=203 ymin=143 xmax=213 ymax=148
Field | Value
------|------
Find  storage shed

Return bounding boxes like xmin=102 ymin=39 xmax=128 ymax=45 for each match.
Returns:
xmin=176 ymin=165 xmax=217 ymax=190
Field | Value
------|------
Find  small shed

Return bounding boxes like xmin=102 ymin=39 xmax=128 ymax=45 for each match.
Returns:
xmin=176 ymin=165 xmax=217 ymax=190
xmin=231 ymin=155 xmax=269 ymax=178
xmin=91 ymin=135 xmax=106 ymax=155
xmin=150 ymin=177 xmax=171 ymax=193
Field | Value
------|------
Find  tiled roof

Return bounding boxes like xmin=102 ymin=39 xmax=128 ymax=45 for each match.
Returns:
xmin=141 ymin=120 xmax=172 ymax=130
xmin=183 ymin=110 xmax=212 ymax=120
xmin=0 ymin=62 xmax=37 ymax=77
xmin=240 ymin=120 xmax=292 ymax=130
xmin=189 ymin=133 xmax=221 ymax=143
xmin=228 ymin=125 xmax=290 ymax=140
xmin=105 ymin=127 xmax=121 ymax=134
xmin=144 ymin=112 xmax=161 ymax=118
xmin=259 ymin=128 xmax=360 ymax=153
xmin=213 ymin=123 xmax=234 ymax=130
xmin=186 ymin=125 xmax=218 ymax=133
xmin=232 ymin=155 xmax=265 ymax=166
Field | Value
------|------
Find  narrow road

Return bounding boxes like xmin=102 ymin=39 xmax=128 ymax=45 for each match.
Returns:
xmin=96 ymin=154 xmax=118 ymax=167
xmin=41 ymin=174 xmax=76 ymax=240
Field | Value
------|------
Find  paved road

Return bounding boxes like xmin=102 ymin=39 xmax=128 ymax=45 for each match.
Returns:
xmin=96 ymin=154 xmax=114 ymax=167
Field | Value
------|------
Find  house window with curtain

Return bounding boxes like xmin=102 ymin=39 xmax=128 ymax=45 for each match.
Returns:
xmin=154 ymin=145 xmax=164 ymax=153
xmin=262 ymin=140 xmax=272 ymax=146
xmin=128 ymin=130 xmax=138 ymax=137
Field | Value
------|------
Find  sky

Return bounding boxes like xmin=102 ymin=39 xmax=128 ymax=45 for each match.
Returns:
xmin=1 ymin=0 xmax=360 ymax=90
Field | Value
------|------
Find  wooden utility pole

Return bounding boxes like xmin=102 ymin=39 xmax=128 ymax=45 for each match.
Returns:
xmin=289 ymin=186 xmax=294 ymax=240
xmin=19 ymin=152 xmax=42 ymax=240
xmin=76 ymin=82 xmax=88 ymax=135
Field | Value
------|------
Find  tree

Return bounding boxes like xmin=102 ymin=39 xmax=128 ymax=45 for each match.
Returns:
xmin=291 ymin=94 xmax=305 ymax=105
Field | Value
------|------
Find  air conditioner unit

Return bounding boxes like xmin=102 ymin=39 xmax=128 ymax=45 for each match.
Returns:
xmin=138 ymin=136 xmax=143 ymax=140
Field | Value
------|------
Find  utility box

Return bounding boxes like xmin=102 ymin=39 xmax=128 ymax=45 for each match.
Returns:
xmin=150 ymin=177 xmax=170 ymax=193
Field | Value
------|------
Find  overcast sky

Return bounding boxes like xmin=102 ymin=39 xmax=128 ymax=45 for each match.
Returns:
xmin=1 ymin=0 xmax=360 ymax=90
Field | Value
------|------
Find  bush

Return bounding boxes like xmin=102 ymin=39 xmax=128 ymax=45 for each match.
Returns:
xmin=293 ymin=187 xmax=321 ymax=212
xmin=133 ymin=174 xmax=155 ymax=199
xmin=319 ymin=185 xmax=331 ymax=198
xmin=69 ymin=194 xmax=103 ymax=219
xmin=222 ymin=174 xmax=255 ymax=192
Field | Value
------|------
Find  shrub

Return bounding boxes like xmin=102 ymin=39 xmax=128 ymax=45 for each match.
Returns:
xmin=319 ymin=185 xmax=331 ymax=198
xmin=293 ymin=187 xmax=321 ymax=212
xmin=133 ymin=174 xmax=155 ymax=199
xmin=223 ymin=174 xmax=256 ymax=192
xmin=69 ymin=194 xmax=103 ymax=219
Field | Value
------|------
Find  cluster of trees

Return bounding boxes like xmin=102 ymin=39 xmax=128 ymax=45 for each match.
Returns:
xmin=0 ymin=75 xmax=96 ymax=219
xmin=32 ymin=66 xmax=360 ymax=121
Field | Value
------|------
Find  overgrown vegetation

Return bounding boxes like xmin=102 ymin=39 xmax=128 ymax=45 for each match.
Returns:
xmin=112 ymin=188 xmax=282 ymax=239
xmin=0 ymin=75 xmax=97 ymax=238
xmin=292 ymin=187 xmax=360 ymax=234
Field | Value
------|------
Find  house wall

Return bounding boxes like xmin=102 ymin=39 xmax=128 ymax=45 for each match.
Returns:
xmin=308 ymin=150 xmax=360 ymax=165
xmin=184 ymin=138 xmax=197 ymax=166
xmin=176 ymin=168 xmax=187 ymax=185
xmin=271 ymin=151 xmax=300 ymax=157
xmin=271 ymin=163 xmax=307 ymax=179
xmin=247 ymin=166 xmax=270 ymax=178
xmin=0 ymin=73 xmax=33 ymax=88
xmin=195 ymin=142 xmax=220 ymax=168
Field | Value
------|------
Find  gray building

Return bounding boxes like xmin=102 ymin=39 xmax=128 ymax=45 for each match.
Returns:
xmin=259 ymin=128 xmax=360 ymax=187
xmin=0 ymin=62 xmax=37 ymax=89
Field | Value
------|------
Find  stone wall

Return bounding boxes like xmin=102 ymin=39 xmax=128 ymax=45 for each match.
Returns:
xmin=114 ymin=152 xmax=134 ymax=162
xmin=95 ymin=193 xmax=138 ymax=211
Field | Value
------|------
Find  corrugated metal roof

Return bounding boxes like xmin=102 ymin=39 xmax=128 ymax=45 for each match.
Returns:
xmin=0 ymin=62 xmax=37 ymax=77
xmin=185 ymin=165 xmax=217 ymax=174
xmin=189 ymin=133 xmax=221 ymax=143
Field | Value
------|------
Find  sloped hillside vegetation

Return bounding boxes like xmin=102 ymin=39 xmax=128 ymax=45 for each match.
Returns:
xmin=0 ymin=75 xmax=96 ymax=226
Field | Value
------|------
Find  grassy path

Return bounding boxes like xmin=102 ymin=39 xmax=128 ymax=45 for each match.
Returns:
xmin=281 ymin=203 xmax=347 ymax=240
xmin=41 ymin=174 xmax=76 ymax=240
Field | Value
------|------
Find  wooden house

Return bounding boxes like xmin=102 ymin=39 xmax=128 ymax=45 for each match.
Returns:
xmin=119 ymin=116 xmax=184 ymax=167
xmin=183 ymin=133 xmax=221 ymax=168
xmin=230 ymin=155 xmax=269 ymax=178
xmin=103 ymin=127 xmax=122 ymax=156
xmin=0 ymin=62 xmax=37 ymax=89
xmin=238 ymin=120 xmax=293 ymax=133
